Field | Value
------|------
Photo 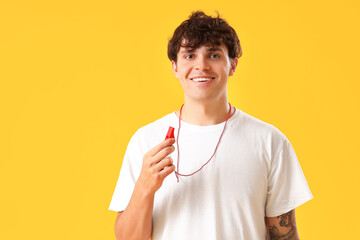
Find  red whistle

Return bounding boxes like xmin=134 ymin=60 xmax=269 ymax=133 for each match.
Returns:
xmin=165 ymin=126 xmax=175 ymax=140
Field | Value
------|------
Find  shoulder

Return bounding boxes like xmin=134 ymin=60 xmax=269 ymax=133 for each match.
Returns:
xmin=234 ymin=108 xmax=288 ymax=144
xmin=129 ymin=112 xmax=177 ymax=148
xmin=136 ymin=112 xmax=176 ymax=136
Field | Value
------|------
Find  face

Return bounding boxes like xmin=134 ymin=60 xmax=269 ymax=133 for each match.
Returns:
xmin=172 ymin=43 xmax=238 ymax=104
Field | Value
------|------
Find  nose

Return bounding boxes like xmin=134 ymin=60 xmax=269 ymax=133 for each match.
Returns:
xmin=194 ymin=56 xmax=210 ymax=70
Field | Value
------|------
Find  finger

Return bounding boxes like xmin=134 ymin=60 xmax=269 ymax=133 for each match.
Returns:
xmin=160 ymin=164 xmax=175 ymax=179
xmin=152 ymin=145 xmax=175 ymax=164
xmin=154 ymin=157 xmax=173 ymax=172
xmin=145 ymin=138 xmax=175 ymax=158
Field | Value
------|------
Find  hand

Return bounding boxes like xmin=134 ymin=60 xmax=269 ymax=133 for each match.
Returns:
xmin=136 ymin=138 xmax=176 ymax=196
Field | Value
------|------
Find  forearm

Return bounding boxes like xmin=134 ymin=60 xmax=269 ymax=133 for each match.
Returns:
xmin=114 ymin=138 xmax=175 ymax=240
xmin=115 ymin=182 xmax=154 ymax=240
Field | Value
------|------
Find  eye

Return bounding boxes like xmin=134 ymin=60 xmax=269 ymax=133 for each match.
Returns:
xmin=210 ymin=54 xmax=220 ymax=58
xmin=185 ymin=54 xmax=193 ymax=59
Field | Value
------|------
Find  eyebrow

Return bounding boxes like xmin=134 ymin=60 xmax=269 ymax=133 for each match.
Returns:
xmin=179 ymin=48 xmax=196 ymax=54
xmin=206 ymin=47 xmax=222 ymax=52
xmin=179 ymin=47 xmax=223 ymax=54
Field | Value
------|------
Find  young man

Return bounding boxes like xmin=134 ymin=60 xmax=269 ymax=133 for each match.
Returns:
xmin=109 ymin=11 xmax=313 ymax=240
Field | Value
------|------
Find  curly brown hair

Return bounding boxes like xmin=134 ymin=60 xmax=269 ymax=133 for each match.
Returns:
xmin=167 ymin=11 xmax=242 ymax=62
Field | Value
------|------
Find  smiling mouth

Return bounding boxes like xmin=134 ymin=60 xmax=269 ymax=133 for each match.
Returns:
xmin=190 ymin=77 xmax=215 ymax=82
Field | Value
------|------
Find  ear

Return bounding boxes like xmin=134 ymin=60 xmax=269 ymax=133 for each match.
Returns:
xmin=172 ymin=60 xmax=178 ymax=78
xmin=229 ymin=58 xmax=238 ymax=76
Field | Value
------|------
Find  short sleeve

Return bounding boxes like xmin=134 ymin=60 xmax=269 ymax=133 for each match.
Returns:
xmin=108 ymin=132 xmax=142 ymax=212
xmin=265 ymin=138 xmax=313 ymax=217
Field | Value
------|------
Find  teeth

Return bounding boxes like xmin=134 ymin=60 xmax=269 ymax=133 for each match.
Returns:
xmin=192 ymin=78 xmax=213 ymax=82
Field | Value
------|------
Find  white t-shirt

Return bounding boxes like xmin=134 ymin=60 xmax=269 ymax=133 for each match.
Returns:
xmin=109 ymin=108 xmax=313 ymax=239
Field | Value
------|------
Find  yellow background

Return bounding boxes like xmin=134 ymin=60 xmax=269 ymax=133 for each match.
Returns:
xmin=1 ymin=0 xmax=359 ymax=239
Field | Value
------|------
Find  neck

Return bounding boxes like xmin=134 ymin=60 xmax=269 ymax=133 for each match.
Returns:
xmin=176 ymin=99 xmax=233 ymax=126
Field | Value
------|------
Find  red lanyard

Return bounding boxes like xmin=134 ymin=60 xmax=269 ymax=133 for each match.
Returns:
xmin=174 ymin=103 xmax=232 ymax=182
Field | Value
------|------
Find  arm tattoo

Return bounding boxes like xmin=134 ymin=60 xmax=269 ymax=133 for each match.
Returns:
xmin=268 ymin=211 xmax=298 ymax=240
